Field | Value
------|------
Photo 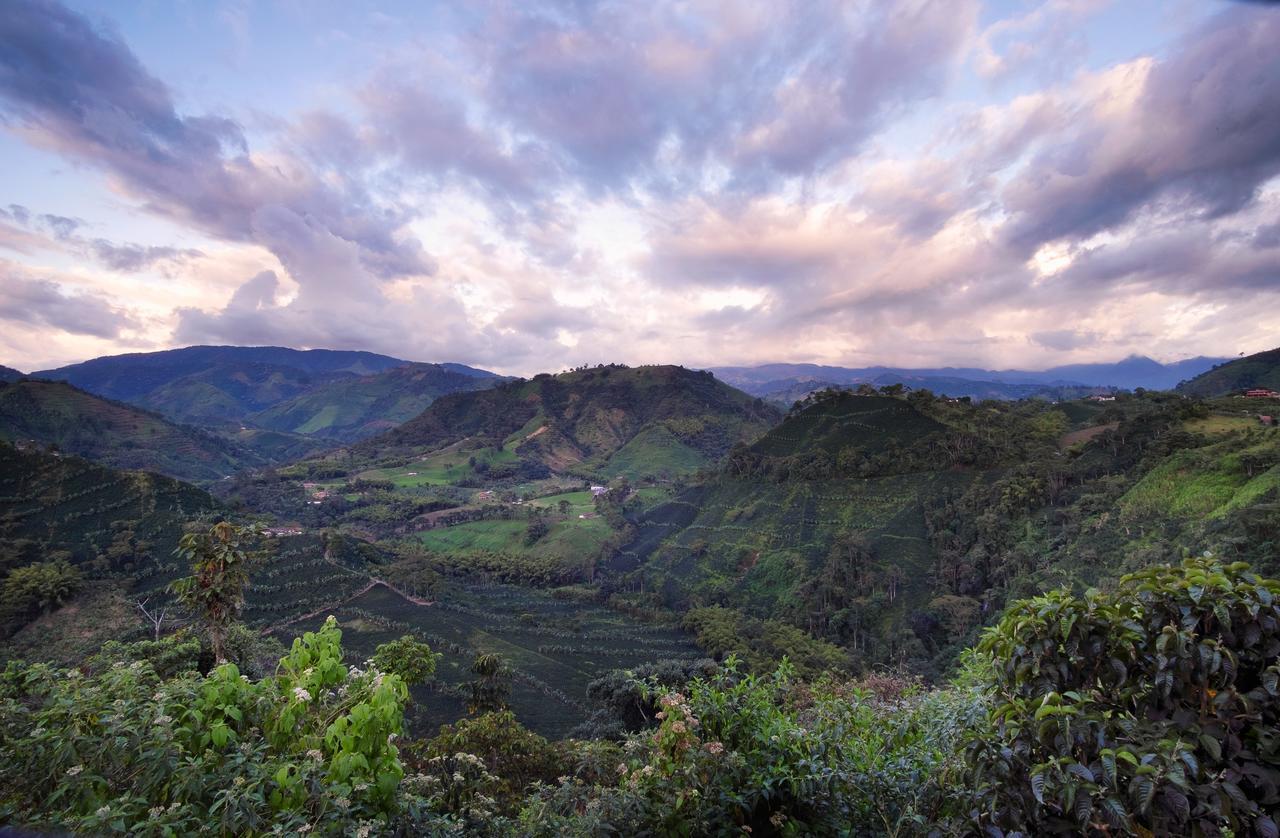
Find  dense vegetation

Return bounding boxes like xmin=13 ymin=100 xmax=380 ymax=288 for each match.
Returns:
xmin=2 ymin=557 xmax=1276 ymax=835
xmin=3 ymin=347 xmax=1280 ymax=833
xmin=0 ymin=380 xmax=255 ymax=483
xmin=356 ymin=364 xmax=781 ymax=481
xmin=1177 ymin=347 xmax=1280 ymax=397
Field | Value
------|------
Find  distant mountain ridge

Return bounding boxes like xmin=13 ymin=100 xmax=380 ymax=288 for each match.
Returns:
xmin=30 ymin=345 xmax=504 ymax=443
xmin=1175 ymin=348 xmax=1280 ymax=397
xmin=0 ymin=365 xmax=23 ymax=383
xmin=709 ymin=354 xmax=1226 ymax=398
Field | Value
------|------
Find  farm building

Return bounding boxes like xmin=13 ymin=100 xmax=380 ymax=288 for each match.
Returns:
xmin=1244 ymin=388 xmax=1280 ymax=399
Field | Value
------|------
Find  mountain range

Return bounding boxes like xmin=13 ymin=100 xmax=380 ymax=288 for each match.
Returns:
xmin=30 ymin=345 xmax=503 ymax=444
xmin=709 ymin=354 xmax=1227 ymax=402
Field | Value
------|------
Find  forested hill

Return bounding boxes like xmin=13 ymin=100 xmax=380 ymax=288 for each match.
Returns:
xmin=354 ymin=364 xmax=782 ymax=479
xmin=0 ymin=379 xmax=255 ymax=483
xmin=248 ymin=362 xmax=505 ymax=443
xmin=0 ymin=365 xmax=23 ymax=383
xmin=34 ymin=345 xmax=411 ymax=402
xmin=1176 ymin=346 xmax=1280 ymax=397
xmin=0 ymin=441 xmax=219 ymax=582
xmin=615 ymin=388 xmax=1280 ymax=674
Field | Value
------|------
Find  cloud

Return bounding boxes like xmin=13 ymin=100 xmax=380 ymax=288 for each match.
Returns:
xmin=1001 ymin=7 xmax=1280 ymax=252
xmin=0 ymin=266 xmax=141 ymax=338
xmin=470 ymin=0 xmax=977 ymax=189
xmin=0 ymin=0 xmax=431 ymax=280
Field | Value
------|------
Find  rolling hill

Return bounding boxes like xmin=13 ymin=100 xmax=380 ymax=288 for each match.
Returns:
xmin=356 ymin=364 xmax=782 ymax=480
xmin=0 ymin=379 xmax=256 ymax=483
xmin=1175 ymin=347 xmax=1280 ymax=397
xmin=249 ymin=362 xmax=504 ymax=443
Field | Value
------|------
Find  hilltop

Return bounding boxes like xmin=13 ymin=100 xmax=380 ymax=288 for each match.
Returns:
xmin=32 ymin=345 xmax=500 ymax=432
xmin=0 ymin=379 xmax=256 ymax=483
xmin=357 ymin=364 xmax=781 ymax=480
xmin=1176 ymin=347 xmax=1280 ymax=397
xmin=250 ymin=362 xmax=505 ymax=443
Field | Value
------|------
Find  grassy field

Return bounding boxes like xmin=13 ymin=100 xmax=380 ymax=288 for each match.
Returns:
xmin=1120 ymin=433 xmax=1280 ymax=520
xmin=358 ymin=443 xmax=518 ymax=487
xmin=1185 ymin=415 xmax=1266 ymax=435
xmin=416 ymin=515 xmax=612 ymax=558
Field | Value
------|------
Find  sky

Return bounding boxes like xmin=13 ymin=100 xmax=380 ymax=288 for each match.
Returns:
xmin=0 ymin=0 xmax=1278 ymax=376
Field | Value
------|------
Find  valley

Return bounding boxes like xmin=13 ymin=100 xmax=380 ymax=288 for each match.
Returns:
xmin=2 ymin=344 xmax=1278 ymax=834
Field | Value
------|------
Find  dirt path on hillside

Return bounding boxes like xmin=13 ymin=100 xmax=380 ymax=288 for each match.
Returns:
xmin=259 ymin=548 xmax=434 ymax=635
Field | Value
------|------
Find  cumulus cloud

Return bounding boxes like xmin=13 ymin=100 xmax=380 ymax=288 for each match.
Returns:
xmin=0 ymin=0 xmax=430 ymax=280
xmin=0 ymin=266 xmax=141 ymax=339
xmin=1001 ymin=8 xmax=1280 ymax=252
xmin=1 ymin=0 xmax=1279 ymax=374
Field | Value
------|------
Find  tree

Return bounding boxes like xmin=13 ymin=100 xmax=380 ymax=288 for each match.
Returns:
xmin=132 ymin=596 xmax=172 ymax=642
xmin=557 ymin=499 xmax=572 ymax=516
xmin=525 ymin=516 xmax=549 ymax=545
xmin=372 ymin=635 xmax=439 ymax=686
xmin=467 ymin=653 xmax=512 ymax=714
xmin=169 ymin=521 xmax=260 ymax=664
xmin=0 ymin=560 xmax=81 ymax=632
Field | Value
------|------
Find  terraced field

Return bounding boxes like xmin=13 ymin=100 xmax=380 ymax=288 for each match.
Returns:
xmin=273 ymin=582 xmax=699 ymax=737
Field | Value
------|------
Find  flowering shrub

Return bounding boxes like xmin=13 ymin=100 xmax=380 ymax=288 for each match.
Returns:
xmin=0 ymin=616 xmax=453 ymax=835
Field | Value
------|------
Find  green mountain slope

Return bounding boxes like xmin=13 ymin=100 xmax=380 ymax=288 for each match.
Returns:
xmin=250 ymin=363 xmax=502 ymax=442
xmin=357 ymin=364 xmax=781 ymax=480
xmin=1176 ymin=347 xmax=1280 ymax=397
xmin=34 ymin=345 xmax=410 ymax=402
xmin=0 ymin=380 xmax=254 ymax=482
xmin=614 ymin=389 xmax=1280 ymax=672
xmin=0 ymin=441 xmax=220 ymax=578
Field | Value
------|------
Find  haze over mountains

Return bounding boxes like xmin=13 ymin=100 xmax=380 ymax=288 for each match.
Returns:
xmin=711 ymin=354 xmax=1228 ymax=402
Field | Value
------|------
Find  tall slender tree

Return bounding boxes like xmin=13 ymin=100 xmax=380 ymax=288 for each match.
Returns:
xmin=169 ymin=521 xmax=260 ymax=663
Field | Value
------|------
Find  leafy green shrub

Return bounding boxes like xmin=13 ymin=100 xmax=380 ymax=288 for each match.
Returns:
xmin=410 ymin=710 xmax=569 ymax=814
xmin=522 ymin=659 xmax=980 ymax=836
xmin=962 ymin=558 xmax=1280 ymax=836
xmin=0 ymin=616 xmax=453 ymax=835
xmin=0 ymin=559 xmax=82 ymax=634
xmin=371 ymin=635 xmax=439 ymax=687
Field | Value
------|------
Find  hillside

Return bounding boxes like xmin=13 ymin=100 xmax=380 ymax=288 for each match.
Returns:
xmin=0 ymin=379 xmax=255 ymax=482
xmin=1176 ymin=347 xmax=1280 ymax=397
xmin=0 ymin=365 xmax=23 ymax=383
xmin=249 ymin=362 xmax=503 ymax=442
xmin=613 ymin=389 xmax=1280 ymax=672
xmin=0 ymin=441 xmax=220 ymax=578
xmin=358 ymin=364 xmax=782 ymax=480
xmin=34 ymin=345 xmax=410 ymax=402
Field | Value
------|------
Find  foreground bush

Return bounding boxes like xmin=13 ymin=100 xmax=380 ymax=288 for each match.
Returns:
xmin=963 ymin=558 xmax=1280 ymax=836
xmin=0 ymin=617 xmax=449 ymax=835
xmin=519 ymin=661 xmax=981 ymax=836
